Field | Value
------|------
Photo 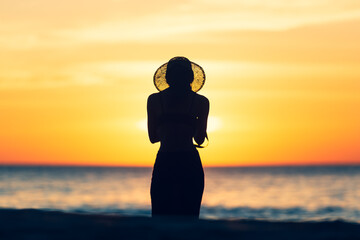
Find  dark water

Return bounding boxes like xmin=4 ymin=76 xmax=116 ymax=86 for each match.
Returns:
xmin=1 ymin=166 xmax=360 ymax=221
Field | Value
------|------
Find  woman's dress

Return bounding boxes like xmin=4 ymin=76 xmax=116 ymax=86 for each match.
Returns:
xmin=151 ymin=150 xmax=204 ymax=217
xmin=150 ymin=94 xmax=204 ymax=217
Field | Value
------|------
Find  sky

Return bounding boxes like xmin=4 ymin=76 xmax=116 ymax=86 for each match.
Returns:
xmin=1 ymin=0 xmax=359 ymax=166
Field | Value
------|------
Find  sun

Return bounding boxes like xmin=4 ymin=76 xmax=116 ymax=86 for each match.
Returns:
xmin=137 ymin=116 xmax=222 ymax=133
xmin=206 ymin=116 xmax=222 ymax=132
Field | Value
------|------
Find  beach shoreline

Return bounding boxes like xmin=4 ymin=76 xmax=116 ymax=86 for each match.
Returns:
xmin=1 ymin=208 xmax=360 ymax=240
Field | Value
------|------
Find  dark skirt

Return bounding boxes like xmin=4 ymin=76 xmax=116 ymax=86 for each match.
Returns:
xmin=150 ymin=150 xmax=204 ymax=218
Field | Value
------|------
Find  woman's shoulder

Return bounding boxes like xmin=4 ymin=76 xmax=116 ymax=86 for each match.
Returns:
xmin=148 ymin=88 xmax=170 ymax=100
xmin=194 ymin=93 xmax=209 ymax=106
xmin=147 ymin=92 xmax=161 ymax=102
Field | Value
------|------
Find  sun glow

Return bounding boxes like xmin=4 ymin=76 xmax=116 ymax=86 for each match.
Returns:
xmin=137 ymin=116 xmax=222 ymax=133
xmin=206 ymin=116 xmax=222 ymax=133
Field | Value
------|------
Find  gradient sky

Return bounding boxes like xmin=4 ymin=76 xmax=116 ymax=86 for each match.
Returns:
xmin=1 ymin=0 xmax=360 ymax=166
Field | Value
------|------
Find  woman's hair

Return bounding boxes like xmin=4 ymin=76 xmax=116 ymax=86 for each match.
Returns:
xmin=165 ymin=57 xmax=194 ymax=90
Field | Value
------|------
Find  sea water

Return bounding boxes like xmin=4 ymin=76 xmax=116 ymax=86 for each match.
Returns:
xmin=1 ymin=166 xmax=360 ymax=222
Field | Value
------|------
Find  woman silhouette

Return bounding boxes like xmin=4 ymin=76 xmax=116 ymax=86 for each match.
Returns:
xmin=147 ymin=57 xmax=209 ymax=218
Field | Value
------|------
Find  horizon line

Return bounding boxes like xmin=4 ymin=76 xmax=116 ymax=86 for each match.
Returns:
xmin=1 ymin=163 xmax=360 ymax=168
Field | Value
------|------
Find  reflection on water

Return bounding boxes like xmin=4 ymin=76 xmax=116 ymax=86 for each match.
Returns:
xmin=1 ymin=166 xmax=360 ymax=221
xmin=0 ymin=167 xmax=151 ymax=210
xmin=205 ymin=167 xmax=360 ymax=210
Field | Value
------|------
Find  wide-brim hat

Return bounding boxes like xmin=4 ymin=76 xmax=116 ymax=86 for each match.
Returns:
xmin=153 ymin=57 xmax=205 ymax=92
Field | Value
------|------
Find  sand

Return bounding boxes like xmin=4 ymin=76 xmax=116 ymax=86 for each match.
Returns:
xmin=1 ymin=208 xmax=360 ymax=240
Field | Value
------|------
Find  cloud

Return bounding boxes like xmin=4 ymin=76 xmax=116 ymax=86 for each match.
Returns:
xmin=53 ymin=1 xmax=360 ymax=43
xmin=1 ymin=0 xmax=359 ymax=89
xmin=1 ymin=0 xmax=360 ymax=48
xmin=0 ymin=61 xmax=160 ymax=89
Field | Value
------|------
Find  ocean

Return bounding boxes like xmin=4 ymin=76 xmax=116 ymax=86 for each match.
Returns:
xmin=1 ymin=166 xmax=360 ymax=222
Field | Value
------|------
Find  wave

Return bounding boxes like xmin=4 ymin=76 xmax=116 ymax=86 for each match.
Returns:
xmin=16 ymin=205 xmax=360 ymax=222
xmin=200 ymin=206 xmax=360 ymax=221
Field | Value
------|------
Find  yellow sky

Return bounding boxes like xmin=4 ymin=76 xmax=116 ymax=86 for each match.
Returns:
xmin=1 ymin=0 xmax=360 ymax=166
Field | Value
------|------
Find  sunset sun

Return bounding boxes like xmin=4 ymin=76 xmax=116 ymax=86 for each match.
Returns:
xmin=137 ymin=116 xmax=223 ymax=133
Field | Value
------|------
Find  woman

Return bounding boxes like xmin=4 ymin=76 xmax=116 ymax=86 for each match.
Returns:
xmin=147 ymin=56 xmax=209 ymax=218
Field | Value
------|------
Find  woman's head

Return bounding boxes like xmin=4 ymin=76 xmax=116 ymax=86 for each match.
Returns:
xmin=165 ymin=57 xmax=194 ymax=90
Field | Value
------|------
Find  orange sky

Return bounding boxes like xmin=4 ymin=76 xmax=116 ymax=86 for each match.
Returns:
xmin=1 ymin=0 xmax=360 ymax=166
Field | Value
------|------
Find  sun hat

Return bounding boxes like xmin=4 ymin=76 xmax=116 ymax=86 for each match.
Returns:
xmin=153 ymin=57 xmax=205 ymax=92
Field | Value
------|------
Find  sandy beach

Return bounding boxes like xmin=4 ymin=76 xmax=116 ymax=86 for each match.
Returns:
xmin=1 ymin=208 xmax=360 ymax=240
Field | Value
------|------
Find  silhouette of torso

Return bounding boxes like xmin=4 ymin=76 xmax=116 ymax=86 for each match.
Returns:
xmin=157 ymin=89 xmax=197 ymax=152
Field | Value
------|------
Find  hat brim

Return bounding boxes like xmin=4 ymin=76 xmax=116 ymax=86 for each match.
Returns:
xmin=153 ymin=61 xmax=205 ymax=92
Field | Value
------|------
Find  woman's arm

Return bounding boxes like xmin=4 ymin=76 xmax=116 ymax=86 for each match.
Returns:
xmin=194 ymin=96 xmax=209 ymax=145
xmin=147 ymin=94 xmax=160 ymax=143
